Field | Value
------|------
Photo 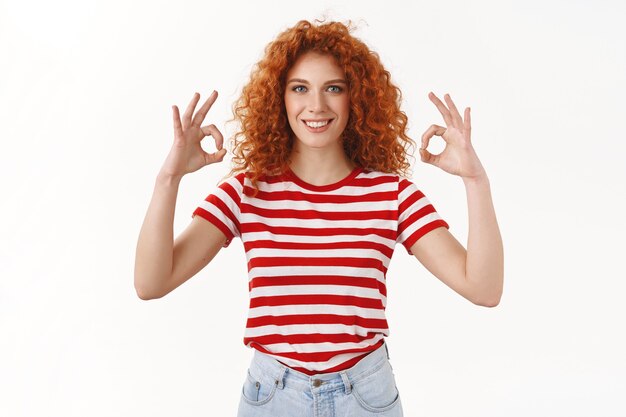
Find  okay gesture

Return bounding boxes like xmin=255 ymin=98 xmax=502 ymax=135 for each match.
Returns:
xmin=420 ymin=92 xmax=487 ymax=180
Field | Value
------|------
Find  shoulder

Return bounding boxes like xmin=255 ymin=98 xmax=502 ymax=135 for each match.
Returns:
xmin=216 ymin=171 xmax=247 ymax=189
xmin=353 ymin=168 xmax=406 ymax=197
xmin=211 ymin=172 xmax=247 ymax=203
xmin=357 ymin=167 xmax=401 ymax=182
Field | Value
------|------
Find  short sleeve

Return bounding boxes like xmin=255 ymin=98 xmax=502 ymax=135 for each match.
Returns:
xmin=396 ymin=177 xmax=450 ymax=256
xmin=191 ymin=173 xmax=244 ymax=248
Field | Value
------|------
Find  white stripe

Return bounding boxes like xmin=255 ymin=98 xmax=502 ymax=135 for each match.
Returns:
xmin=243 ymin=231 xmax=395 ymax=247
xmin=247 ymin=304 xmax=386 ymax=319
xmin=397 ymin=181 xmax=413 ymax=202
xmin=226 ymin=174 xmax=245 ymax=189
xmin=397 ymin=212 xmax=443 ymax=245
xmin=359 ymin=170 xmax=394 ymax=180
xmin=243 ymin=198 xmax=395 ymax=212
xmin=249 ymin=177 xmax=394 ymax=196
xmin=248 ymin=266 xmax=384 ymax=281
xmin=244 ymin=323 xmax=390 ymax=338
xmin=262 ymin=334 xmax=385 ymax=354
xmin=246 ymin=247 xmax=391 ymax=265
xmin=250 ymin=284 xmax=383 ymax=300
xmin=398 ymin=189 xmax=431 ymax=213
xmin=240 ymin=213 xmax=395 ymax=230
xmin=247 ymin=265 xmax=386 ymax=282
xmin=218 ymin=177 xmax=244 ymax=216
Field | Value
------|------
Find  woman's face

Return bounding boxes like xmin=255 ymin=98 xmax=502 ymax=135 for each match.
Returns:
xmin=284 ymin=51 xmax=350 ymax=150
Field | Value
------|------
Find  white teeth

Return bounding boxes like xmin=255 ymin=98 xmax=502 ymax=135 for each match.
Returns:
xmin=305 ymin=120 xmax=330 ymax=128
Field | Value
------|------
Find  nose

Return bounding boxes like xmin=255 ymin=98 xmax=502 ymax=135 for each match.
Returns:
xmin=308 ymin=90 xmax=327 ymax=113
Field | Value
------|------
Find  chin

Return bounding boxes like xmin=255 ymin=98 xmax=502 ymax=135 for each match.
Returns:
xmin=296 ymin=133 xmax=341 ymax=146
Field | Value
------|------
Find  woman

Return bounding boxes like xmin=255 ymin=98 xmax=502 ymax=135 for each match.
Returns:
xmin=134 ymin=19 xmax=503 ymax=417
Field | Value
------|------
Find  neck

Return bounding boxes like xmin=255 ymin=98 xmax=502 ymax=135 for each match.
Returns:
xmin=287 ymin=145 xmax=356 ymax=186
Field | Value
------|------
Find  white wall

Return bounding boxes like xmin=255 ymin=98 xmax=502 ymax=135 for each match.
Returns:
xmin=1 ymin=0 xmax=624 ymax=416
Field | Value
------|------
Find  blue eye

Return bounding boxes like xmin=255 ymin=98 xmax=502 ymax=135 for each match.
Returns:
xmin=290 ymin=85 xmax=344 ymax=93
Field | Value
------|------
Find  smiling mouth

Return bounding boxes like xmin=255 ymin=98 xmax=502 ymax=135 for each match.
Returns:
xmin=302 ymin=119 xmax=334 ymax=128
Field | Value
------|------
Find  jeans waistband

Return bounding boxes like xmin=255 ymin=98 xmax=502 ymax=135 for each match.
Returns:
xmin=247 ymin=341 xmax=391 ymax=395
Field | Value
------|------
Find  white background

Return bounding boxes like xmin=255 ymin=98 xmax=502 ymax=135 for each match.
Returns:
xmin=1 ymin=0 xmax=625 ymax=416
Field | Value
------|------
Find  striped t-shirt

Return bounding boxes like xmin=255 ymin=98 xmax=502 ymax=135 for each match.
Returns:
xmin=192 ymin=165 xmax=449 ymax=375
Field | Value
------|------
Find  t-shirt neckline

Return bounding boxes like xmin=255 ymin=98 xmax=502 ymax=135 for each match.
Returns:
xmin=286 ymin=165 xmax=363 ymax=192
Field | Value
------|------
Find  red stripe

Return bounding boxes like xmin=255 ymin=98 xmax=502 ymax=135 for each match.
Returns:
xmin=248 ymin=256 xmax=386 ymax=273
xmin=246 ymin=314 xmax=389 ymax=329
xmin=249 ymin=275 xmax=387 ymax=298
xmin=240 ymin=223 xmax=396 ymax=240
xmin=402 ymin=219 xmax=450 ymax=251
xmin=398 ymin=188 xmax=426 ymax=216
xmin=244 ymin=239 xmax=394 ymax=259
xmin=206 ymin=194 xmax=240 ymax=232
xmin=249 ymin=339 xmax=385 ymax=375
xmin=243 ymin=187 xmax=397 ymax=204
xmin=295 ymin=353 xmax=367 ymax=375
xmin=249 ymin=294 xmax=385 ymax=309
xmin=221 ymin=179 xmax=242 ymax=206
xmin=256 ymin=341 xmax=384 ymax=363
xmin=285 ymin=358 xmax=354 ymax=375
xmin=398 ymin=178 xmax=413 ymax=194
xmin=249 ymin=275 xmax=381 ymax=290
xmin=243 ymin=332 xmax=382 ymax=346
xmin=258 ymin=171 xmax=396 ymax=188
xmin=242 ymin=203 xmax=396 ymax=221
xmin=398 ymin=203 xmax=437 ymax=235
xmin=352 ymin=175 xmax=397 ymax=188
xmin=192 ymin=209 xmax=234 ymax=241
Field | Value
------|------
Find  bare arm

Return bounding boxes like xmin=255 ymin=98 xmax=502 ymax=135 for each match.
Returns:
xmin=134 ymin=172 xmax=229 ymax=299
xmin=133 ymin=172 xmax=179 ymax=300
xmin=413 ymin=92 xmax=504 ymax=306
xmin=134 ymin=91 xmax=227 ymax=299
xmin=410 ymin=173 xmax=503 ymax=307
xmin=462 ymin=174 xmax=503 ymax=305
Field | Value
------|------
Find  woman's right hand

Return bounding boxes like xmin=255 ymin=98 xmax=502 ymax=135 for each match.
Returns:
xmin=159 ymin=90 xmax=227 ymax=179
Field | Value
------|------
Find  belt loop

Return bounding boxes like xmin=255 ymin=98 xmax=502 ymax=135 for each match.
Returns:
xmin=340 ymin=371 xmax=352 ymax=394
xmin=384 ymin=341 xmax=390 ymax=360
xmin=274 ymin=366 xmax=287 ymax=390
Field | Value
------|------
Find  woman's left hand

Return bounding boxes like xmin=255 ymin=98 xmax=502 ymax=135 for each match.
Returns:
xmin=420 ymin=92 xmax=486 ymax=180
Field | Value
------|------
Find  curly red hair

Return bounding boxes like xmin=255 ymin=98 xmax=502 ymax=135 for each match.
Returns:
xmin=224 ymin=18 xmax=417 ymax=196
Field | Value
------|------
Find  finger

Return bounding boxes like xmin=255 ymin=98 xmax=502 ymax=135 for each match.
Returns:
xmin=419 ymin=147 xmax=440 ymax=167
xmin=183 ymin=92 xmax=201 ymax=127
xmin=172 ymin=105 xmax=183 ymax=139
xmin=192 ymin=90 xmax=218 ymax=127
xmin=428 ymin=92 xmax=454 ymax=128
xmin=200 ymin=124 xmax=224 ymax=150
xmin=464 ymin=107 xmax=471 ymax=138
xmin=204 ymin=148 xmax=228 ymax=166
xmin=444 ymin=93 xmax=464 ymax=128
xmin=421 ymin=124 xmax=447 ymax=149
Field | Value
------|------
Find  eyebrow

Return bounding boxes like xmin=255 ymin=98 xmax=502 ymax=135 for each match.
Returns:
xmin=286 ymin=78 xmax=348 ymax=85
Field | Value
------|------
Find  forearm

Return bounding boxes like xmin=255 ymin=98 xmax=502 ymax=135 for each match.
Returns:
xmin=134 ymin=171 xmax=183 ymax=299
xmin=463 ymin=173 xmax=504 ymax=306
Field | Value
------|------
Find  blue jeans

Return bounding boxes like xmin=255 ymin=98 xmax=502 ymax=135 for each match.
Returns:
xmin=237 ymin=341 xmax=403 ymax=416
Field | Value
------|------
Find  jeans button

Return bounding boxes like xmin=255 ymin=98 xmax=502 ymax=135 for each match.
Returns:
xmin=312 ymin=379 xmax=323 ymax=387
